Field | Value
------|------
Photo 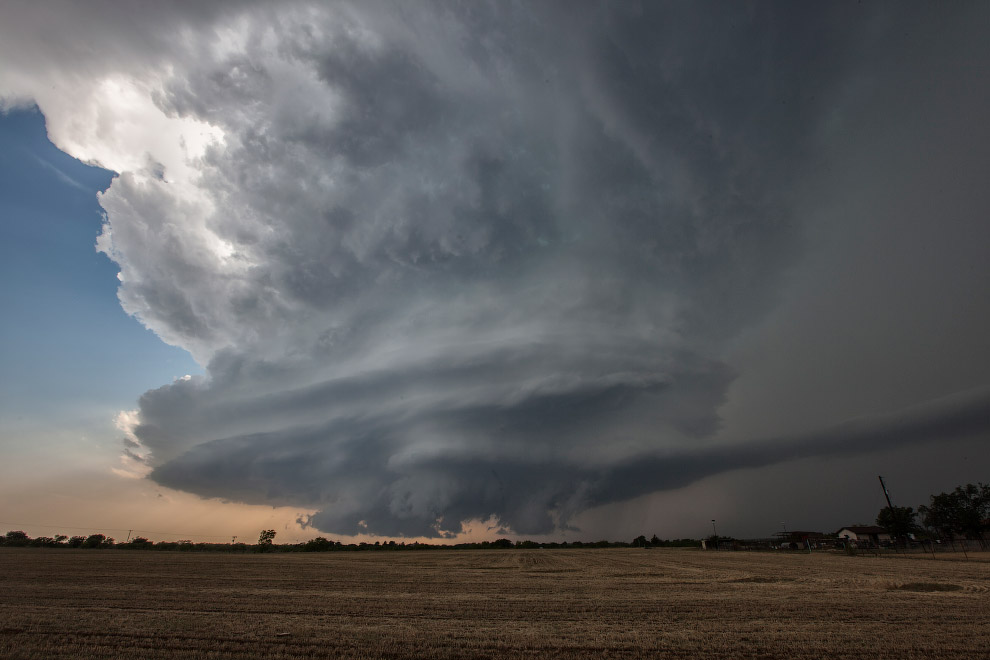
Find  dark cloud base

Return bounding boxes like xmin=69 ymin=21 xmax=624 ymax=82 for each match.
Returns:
xmin=146 ymin=347 xmax=735 ymax=536
xmin=151 ymin=386 xmax=990 ymax=537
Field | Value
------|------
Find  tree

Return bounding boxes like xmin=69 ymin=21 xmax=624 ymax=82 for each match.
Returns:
xmin=127 ymin=536 xmax=151 ymax=548
xmin=919 ymin=483 xmax=990 ymax=543
xmin=82 ymin=534 xmax=106 ymax=549
xmin=257 ymin=529 xmax=276 ymax=551
xmin=632 ymin=535 xmax=648 ymax=548
xmin=3 ymin=531 xmax=29 ymax=547
xmin=303 ymin=537 xmax=334 ymax=552
xmin=876 ymin=506 xmax=921 ymax=541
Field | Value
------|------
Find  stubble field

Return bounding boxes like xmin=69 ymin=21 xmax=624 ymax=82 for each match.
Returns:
xmin=0 ymin=547 xmax=988 ymax=659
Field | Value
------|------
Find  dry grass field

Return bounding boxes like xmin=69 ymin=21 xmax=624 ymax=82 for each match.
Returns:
xmin=1 ymin=547 xmax=988 ymax=659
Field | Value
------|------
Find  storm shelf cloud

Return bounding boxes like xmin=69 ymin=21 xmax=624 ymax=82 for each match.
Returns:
xmin=2 ymin=1 xmax=988 ymax=537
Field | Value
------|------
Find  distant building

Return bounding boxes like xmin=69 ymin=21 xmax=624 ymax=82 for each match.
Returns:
xmin=837 ymin=526 xmax=891 ymax=546
xmin=774 ymin=531 xmax=832 ymax=549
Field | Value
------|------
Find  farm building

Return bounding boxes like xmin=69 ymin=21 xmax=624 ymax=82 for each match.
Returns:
xmin=837 ymin=526 xmax=891 ymax=545
xmin=773 ymin=531 xmax=834 ymax=549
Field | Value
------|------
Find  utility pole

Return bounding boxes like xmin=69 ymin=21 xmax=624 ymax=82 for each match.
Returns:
xmin=878 ymin=475 xmax=894 ymax=511
xmin=711 ymin=519 xmax=718 ymax=551
xmin=878 ymin=475 xmax=900 ymax=552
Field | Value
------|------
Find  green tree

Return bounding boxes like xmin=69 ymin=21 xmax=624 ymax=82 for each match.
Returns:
xmin=919 ymin=483 xmax=990 ymax=542
xmin=257 ymin=529 xmax=277 ymax=551
xmin=303 ymin=537 xmax=334 ymax=552
xmin=632 ymin=535 xmax=648 ymax=548
xmin=127 ymin=536 xmax=151 ymax=548
xmin=82 ymin=534 xmax=106 ymax=549
xmin=876 ymin=506 xmax=921 ymax=542
xmin=3 ymin=531 xmax=29 ymax=547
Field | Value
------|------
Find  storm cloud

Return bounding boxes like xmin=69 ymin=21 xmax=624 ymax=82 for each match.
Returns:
xmin=3 ymin=2 xmax=988 ymax=537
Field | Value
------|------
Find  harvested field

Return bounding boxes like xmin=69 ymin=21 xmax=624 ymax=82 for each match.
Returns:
xmin=1 ymin=547 xmax=988 ymax=659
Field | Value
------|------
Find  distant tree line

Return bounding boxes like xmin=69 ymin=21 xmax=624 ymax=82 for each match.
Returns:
xmin=0 ymin=531 xmax=117 ymax=549
xmin=0 ymin=528 xmax=698 ymax=553
xmin=4 ymin=482 xmax=983 ymax=553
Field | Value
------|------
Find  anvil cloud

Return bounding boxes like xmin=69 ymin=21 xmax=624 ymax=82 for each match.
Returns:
xmin=3 ymin=1 xmax=988 ymax=537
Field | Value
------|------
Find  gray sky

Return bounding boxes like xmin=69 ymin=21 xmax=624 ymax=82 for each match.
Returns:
xmin=1 ymin=1 xmax=987 ymax=540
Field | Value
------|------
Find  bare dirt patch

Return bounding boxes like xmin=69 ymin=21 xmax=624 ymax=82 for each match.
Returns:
xmin=890 ymin=582 xmax=964 ymax=592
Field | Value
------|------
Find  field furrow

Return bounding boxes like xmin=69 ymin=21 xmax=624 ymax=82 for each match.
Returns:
xmin=1 ymin=548 xmax=987 ymax=659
